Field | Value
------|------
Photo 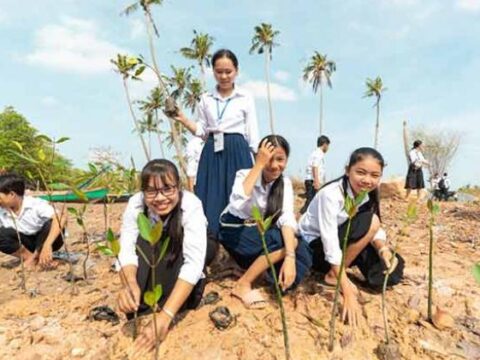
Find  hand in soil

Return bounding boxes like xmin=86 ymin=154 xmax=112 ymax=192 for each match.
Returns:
xmin=117 ymin=283 xmax=141 ymax=314
xmin=134 ymin=313 xmax=171 ymax=354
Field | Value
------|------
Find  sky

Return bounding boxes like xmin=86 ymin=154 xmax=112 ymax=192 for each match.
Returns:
xmin=0 ymin=0 xmax=479 ymax=187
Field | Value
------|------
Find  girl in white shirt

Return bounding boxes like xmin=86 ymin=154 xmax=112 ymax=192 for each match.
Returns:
xmin=117 ymin=159 xmax=217 ymax=352
xmin=174 ymin=49 xmax=259 ymax=238
xmin=298 ymin=147 xmax=404 ymax=327
xmin=219 ymin=135 xmax=312 ymax=309
xmin=405 ymin=140 xmax=429 ymax=199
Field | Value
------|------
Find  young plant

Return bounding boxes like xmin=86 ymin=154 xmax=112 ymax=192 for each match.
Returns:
xmin=328 ymin=191 xmax=367 ymax=352
xmin=381 ymin=201 xmax=417 ymax=344
xmin=473 ymin=263 xmax=480 ymax=284
xmin=136 ymin=213 xmax=170 ymax=360
xmin=97 ymin=228 xmax=139 ymax=339
xmin=426 ymin=198 xmax=440 ymax=322
xmin=251 ymin=206 xmax=290 ymax=360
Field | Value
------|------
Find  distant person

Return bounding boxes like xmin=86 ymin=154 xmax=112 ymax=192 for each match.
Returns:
xmin=298 ymin=148 xmax=404 ymax=327
xmin=0 ymin=173 xmax=65 ymax=269
xmin=185 ymin=137 xmax=204 ymax=192
xmin=117 ymin=160 xmax=217 ymax=352
xmin=405 ymin=140 xmax=429 ymax=200
xmin=437 ymin=172 xmax=456 ymax=201
xmin=300 ymin=135 xmax=330 ymax=214
xmin=174 ymin=49 xmax=259 ymax=238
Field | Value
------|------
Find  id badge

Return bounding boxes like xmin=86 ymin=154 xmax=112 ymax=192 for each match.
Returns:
xmin=213 ymin=132 xmax=224 ymax=152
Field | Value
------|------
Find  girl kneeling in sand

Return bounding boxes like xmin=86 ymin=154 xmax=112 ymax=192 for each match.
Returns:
xmin=117 ymin=159 xmax=216 ymax=351
xmin=219 ymin=135 xmax=312 ymax=309
xmin=298 ymin=147 xmax=404 ymax=327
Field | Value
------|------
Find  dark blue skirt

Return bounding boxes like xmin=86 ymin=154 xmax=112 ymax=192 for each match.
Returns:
xmin=195 ymin=133 xmax=253 ymax=236
xmin=219 ymin=213 xmax=312 ymax=290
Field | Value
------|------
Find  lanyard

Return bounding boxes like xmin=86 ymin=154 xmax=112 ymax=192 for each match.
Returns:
xmin=216 ymin=98 xmax=232 ymax=123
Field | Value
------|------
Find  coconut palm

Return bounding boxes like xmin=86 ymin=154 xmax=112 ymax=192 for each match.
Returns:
xmin=136 ymin=87 xmax=166 ymax=157
xmin=249 ymin=23 xmax=280 ymax=133
xmin=364 ymin=76 xmax=387 ymax=149
xmin=303 ymin=52 xmax=336 ymax=135
xmin=168 ymin=66 xmax=193 ymax=100
xmin=180 ymin=30 xmax=214 ymax=86
xmin=183 ymin=79 xmax=204 ymax=114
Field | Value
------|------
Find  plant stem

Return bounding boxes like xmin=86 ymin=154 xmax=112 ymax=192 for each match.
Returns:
xmin=259 ymin=232 xmax=290 ymax=360
xmin=151 ymin=247 xmax=159 ymax=360
xmin=9 ymin=212 xmax=27 ymax=291
xmin=381 ymin=245 xmax=398 ymax=344
xmin=117 ymin=259 xmax=138 ymax=339
xmin=328 ymin=219 xmax=352 ymax=352
xmin=428 ymin=216 xmax=434 ymax=322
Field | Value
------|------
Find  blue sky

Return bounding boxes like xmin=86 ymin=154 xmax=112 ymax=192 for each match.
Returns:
xmin=1 ymin=0 xmax=479 ymax=187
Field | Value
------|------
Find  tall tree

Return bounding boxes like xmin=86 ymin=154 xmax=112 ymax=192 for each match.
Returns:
xmin=303 ymin=52 xmax=336 ymax=135
xmin=180 ymin=30 xmax=214 ymax=86
xmin=249 ymin=23 xmax=280 ymax=133
xmin=364 ymin=76 xmax=387 ymax=149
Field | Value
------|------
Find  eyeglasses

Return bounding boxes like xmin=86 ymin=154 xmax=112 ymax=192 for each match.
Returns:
xmin=143 ymin=185 xmax=177 ymax=198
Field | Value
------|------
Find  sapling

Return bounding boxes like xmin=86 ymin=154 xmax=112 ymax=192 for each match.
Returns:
xmin=136 ymin=212 xmax=170 ymax=360
xmin=67 ymin=188 xmax=90 ymax=280
xmin=426 ymin=198 xmax=440 ymax=322
xmin=328 ymin=191 xmax=367 ymax=352
xmin=251 ymin=206 xmax=290 ymax=360
xmin=472 ymin=263 xmax=480 ymax=284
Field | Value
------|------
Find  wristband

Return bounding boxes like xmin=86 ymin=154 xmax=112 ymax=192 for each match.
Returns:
xmin=162 ymin=307 xmax=175 ymax=320
xmin=285 ymin=251 xmax=296 ymax=259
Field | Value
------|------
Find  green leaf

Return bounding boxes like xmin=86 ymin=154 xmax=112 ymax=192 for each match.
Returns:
xmin=354 ymin=191 xmax=367 ymax=206
xmin=8 ymin=150 xmax=39 ymax=164
xmin=88 ymin=163 xmax=98 ymax=173
xmin=37 ymin=148 xmax=46 ymax=162
xmin=144 ymin=290 xmax=156 ymax=307
xmin=76 ymin=218 xmax=84 ymax=226
xmin=263 ymin=215 xmax=273 ymax=232
xmin=427 ymin=199 xmax=433 ymax=212
xmin=432 ymin=203 xmax=440 ymax=215
xmin=72 ymin=188 xmax=89 ymax=203
xmin=111 ymin=239 xmax=121 ymax=257
xmin=137 ymin=213 xmax=153 ymax=243
xmin=406 ymin=202 xmax=418 ymax=221
xmin=11 ymin=141 xmax=23 ymax=151
xmin=35 ymin=134 xmax=52 ymax=143
xmin=153 ymin=284 xmax=163 ymax=303
xmin=106 ymin=228 xmax=115 ymax=243
xmin=126 ymin=56 xmax=139 ymax=66
xmin=67 ymin=207 xmax=78 ymax=216
xmin=96 ymin=245 xmax=114 ymax=257
xmin=55 ymin=137 xmax=70 ymax=144
xmin=158 ymin=236 xmax=170 ymax=261
xmin=25 ymin=171 xmax=34 ymax=180
xmin=344 ymin=195 xmax=355 ymax=218
xmin=150 ymin=220 xmax=164 ymax=246
xmin=251 ymin=205 xmax=262 ymax=222
xmin=472 ymin=263 xmax=480 ymax=284
xmin=134 ymin=65 xmax=146 ymax=77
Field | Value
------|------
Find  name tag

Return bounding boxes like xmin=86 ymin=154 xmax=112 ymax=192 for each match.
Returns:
xmin=213 ymin=132 xmax=224 ymax=152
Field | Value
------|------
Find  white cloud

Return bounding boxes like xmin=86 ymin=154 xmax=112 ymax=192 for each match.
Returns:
xmin=457 ymin=0 xmax=480 ymax=11
xmin=242 ymin=80 xmax=297 ymax=101
xmin=274 ymin=70 xmax=290 ymax=82
xmin=23 ymin=17 xmax=125 ymax=74
xmin=128 ymin=67 xmax=159 ymax=101
xmin=129 ymin=19 xmax=145 ymax=40
xmin=40 ymin=96 xmax=59 ymax=107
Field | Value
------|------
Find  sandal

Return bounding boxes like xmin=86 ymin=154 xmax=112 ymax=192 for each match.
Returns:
xmin=89 ymin=305 xmax=120 ymax=325
xmin=231 ymin=288 xmax=268 ymax=309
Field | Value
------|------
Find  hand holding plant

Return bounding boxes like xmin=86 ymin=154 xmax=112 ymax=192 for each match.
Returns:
xmin=38 ymin=246 xmax=54 ymax=269
xmin=278 ymin=256 xmax=296 ymax=291
xmin=134 ymin=311 xmax=171 ymax=354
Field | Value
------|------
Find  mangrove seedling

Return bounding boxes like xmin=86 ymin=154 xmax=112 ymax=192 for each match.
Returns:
xmin=328 ymin=190 xmax=367 ymax=352
xmin=473 ymin=263 xmax=480 ymax=284
xmin=251 ymin=205 xmax=290 ymax=360
xmin=426 ymin=199 xmax=440 ymax=322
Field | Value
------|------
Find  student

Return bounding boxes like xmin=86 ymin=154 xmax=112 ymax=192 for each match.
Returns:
xmin=174 ymin=49 xmax=259 ymax=237
xmin=219 ymin=135 xmax=312 ymax=309
xmin=405 ymin=140 xmax=429 ymax=200
xmin=300 ymin=135 xmax=330 ymax=214
xmin=117 ymin=159 xmax=217 ymax=352
xmin=0 ymin=173 xmax=64 ymax=269
xmin=185 ymin=136 xmax=204 ymax=192
xmin=298 ymin=148 xmax=404 ymax=327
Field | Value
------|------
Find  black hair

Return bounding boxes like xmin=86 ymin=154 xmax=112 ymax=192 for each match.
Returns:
xmin=260 ymin=135 xmax=290 ymax=225
xmin=212 ymin=49 xmax=239 ymax=70
xmin=140 ymin=159 xmax=183 ymax=265
xmin=443 ymin=172 xmax=448 ymax=176
xmin=413 ymin=140 xmax=422 ymax=149
xmin=317 ymin=135 xmax=330 ymax=147
xmin=0 ymin=173 xmax=25 ymax=196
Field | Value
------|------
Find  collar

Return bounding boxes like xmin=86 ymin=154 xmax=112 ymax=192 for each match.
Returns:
xmin=209 ymin=85 xmax=245 ymax=101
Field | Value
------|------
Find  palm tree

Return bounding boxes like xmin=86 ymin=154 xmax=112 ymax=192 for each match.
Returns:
xmin=364 ymin=76 xmax=387 ymax=149
xmin=168 ymin=66 xmax=193 ymax=100
xmin=303 ymin=52 xmax=336 ymax=135
xmin=183 ymin=79 xmax=204 ymax=114
xmin=180 ymin=30 xmax=214 ymax=86
xmin=249 ymin=23 xmax=280 ymax=133
xmin=137 ymin=86 xmax=166 ymax=157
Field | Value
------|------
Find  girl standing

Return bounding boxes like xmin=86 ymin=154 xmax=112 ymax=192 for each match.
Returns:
xmin=117 ymin=159 xmax=216 ymax=352
xmin=174 ymin=49 xmax=259 ymax=237
xmin=219 ymin=135 xmax=312 ymax=309
xmin=298 ymin=148 xmax=404 ymax=326
xmin=405 ymin=140 xmax=429 ymax=199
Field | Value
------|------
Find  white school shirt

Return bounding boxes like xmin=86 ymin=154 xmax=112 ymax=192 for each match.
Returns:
xmin=224 ymin=169 xmax=297 ymax=231
xmin=118 ymin=191 xmax=207 ymax=285
xmin=297 ymin=178 xmax=385 ymax=266
xmin=305 ymin=148 xmax=326 ymax=182
xmin=0 ymin=196 xmax=54 ymax=235
xmin=194 ymin=86 xmax=259 ymax=151
xmin=409 ymin=149 xmax=427 ymax=169
xmin=186 ymin=137 xmax=204 ymax=179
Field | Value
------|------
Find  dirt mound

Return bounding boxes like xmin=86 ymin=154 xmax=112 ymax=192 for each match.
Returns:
xmin=380 ymin=178 xmax=405 ymax=199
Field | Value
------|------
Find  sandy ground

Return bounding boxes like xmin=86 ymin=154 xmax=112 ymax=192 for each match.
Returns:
xmin=0 ymin=187 xmax=479 ymax=360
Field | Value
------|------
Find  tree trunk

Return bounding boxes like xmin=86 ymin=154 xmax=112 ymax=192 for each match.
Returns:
xmin=319 ymin=84 xmax=324 ymax=135
xmin=155 ymin=111 xmax=166 ymax=158
xmin=200 ymin=63 xmax=206 ymax=89
xmin=264 ymin=52 xmax=275 ymax=134
xmin=402 ymin=120 xmax=410 ymax=165
xmin=374 ymin=100 xmax=380 ymax=149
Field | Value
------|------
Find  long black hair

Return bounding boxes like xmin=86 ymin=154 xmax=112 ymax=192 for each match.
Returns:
xmin=261 ymin=135 xmax=290 ymax=225
xmin=140 ymin=159 xmax=183 ymax=264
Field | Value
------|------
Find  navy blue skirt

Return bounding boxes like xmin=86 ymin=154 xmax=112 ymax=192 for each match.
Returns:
xmin=195 ymin=133 xmax=253 ymax=236
xmin=219 ymin=213 xmax=312 ymax=290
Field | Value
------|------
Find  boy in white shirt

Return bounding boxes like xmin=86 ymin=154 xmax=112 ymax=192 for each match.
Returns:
xmin=300 ymin=135 xmax=330 ymax=214
xmin=0 ymin=173 xmax=65 ymax=269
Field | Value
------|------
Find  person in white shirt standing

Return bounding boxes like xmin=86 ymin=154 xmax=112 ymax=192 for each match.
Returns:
xmin=219 ymin=135 xmax=312 ymax=309
xmin=0 ymin=173 xmax=65 ymax=270
xmin=185 ymin=136 xmax=204 ymax=192
xmin=405 ymin=140 xmax=429 ymax=200
xmin=174 ymin=49 xmax=259 ymax=238
xmin=300 ymin=135 xmax=330 ymax=214
xmin=298 ymin=148 xmax=404 ymax=327
xmin=117 ymin=159 xmax=217 ymax=352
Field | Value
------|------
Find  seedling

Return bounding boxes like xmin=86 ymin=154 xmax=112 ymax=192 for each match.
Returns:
xmin=472 ymin=263 xmax=480 ymax=284
xmin=136 ymin=213 xmax=170 ymax=360
xmin=426 ymin=198 xmax=440 ymax=322
xmin=328 ymin=191 xmax=367 ymax=352
xmin=251 ymin=206 xmax=290 ymax=360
